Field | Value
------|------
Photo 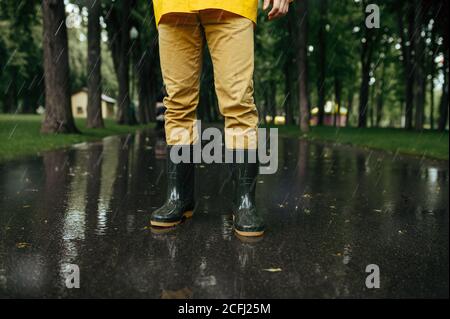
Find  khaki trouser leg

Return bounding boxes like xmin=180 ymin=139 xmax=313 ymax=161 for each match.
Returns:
xmin=201 ymin=10 xmax=258 ymax=149
xmin=158 ymin=14 xmax=203 ymax=145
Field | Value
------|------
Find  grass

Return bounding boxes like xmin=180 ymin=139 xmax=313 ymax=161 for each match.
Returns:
xmin=1 ymin=115 xmax=448 ymax=162
xmin=271 ymin=125 xmax=449 ymax=161
xmin=0 ymin=114 xmax=152 ymax=162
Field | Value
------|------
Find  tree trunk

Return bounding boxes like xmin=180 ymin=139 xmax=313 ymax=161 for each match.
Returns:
xmin=413 ymin=0 xmax=426 ymax=131
xmin=376 ymin=87 xmax=384 ymax=127
xmin=135 ymin=2 xmax=158 ymax=125
xmin=117 ymin=0 xmax=132 ymax=124
xmin=297 ymin=0 xmax=310 ymax=133
xmin=22 ymin=74 xmax=42 ymax=114
xmin=199 ymin=52 xmax=214 ymax=122
xmin=428 ymin=14 xmax=437 ymax=130
xmin=369 ymin=81 xmax=376 ymax=127
xmin=87 ymin=0 xmax=104 ymax=128
xmin=376 ymin=60 xmax=386 ymax=127
xmin=334 ymin=77 xmax=342 ymax=127
xmin=438 ymin=50 xmax=449 ymax=131
xmin=429 ymin=62 xmax=435 ymax=130
xmin=137 ymin=49 xmax=157 ymax=124
xmin=316 ymin=0 xmax=327 ymax=126
xmin=41 ymin=0 xmax=79 ymax=134
xmin=358 ymin=59 xmax=370 ymax=128
xmin=4 ymin=74 xmax=16 ymax=113
xmin=358 ymin=0 xmax=375 ymax=128
xmin=210 ymin=89 xmax=219 ymax=121
xmin=284 ymin=61 xmax=294 ymax=125
xmin=199 ymin=86 xmax=211 ymax=122
xmin=105 ymin=0 xmax=137 ymax=125
xmin=346 ymin=92 xmax=353 ymax=127
xmin=269 ymin=81 xmax=277 ymax=118
xmin=285 ymin=6 xmax=297 ymax=126
xmin=437 ymin=0 xmax=449 ymax=132
xmin=398 ymin=3 xmax=415 ymax=130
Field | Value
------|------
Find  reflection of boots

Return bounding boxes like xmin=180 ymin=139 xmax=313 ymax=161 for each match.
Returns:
xmin=151 ymin=146 xmax=195 ymax=227
xmin=232 ymin=150 xmax=265 ymax=237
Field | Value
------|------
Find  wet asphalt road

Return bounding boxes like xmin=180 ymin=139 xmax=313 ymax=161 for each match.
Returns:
xmin=0 ymin=129 xmax=448 ymax=298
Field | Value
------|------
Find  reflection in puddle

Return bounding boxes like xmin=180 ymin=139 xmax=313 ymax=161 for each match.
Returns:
xmin=428 ymin=168 xmax=439 ymax=184
xmin=0 ymin=131 xmax=448 ymax=298
xmin=96 ymin=206 xmax=108 ymax=236
xmin=195 ymin=258 xmax=217 ymax=288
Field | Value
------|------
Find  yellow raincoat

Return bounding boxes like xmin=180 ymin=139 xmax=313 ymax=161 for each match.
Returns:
xmin=153 ymin=0 xmax=259 ymax=25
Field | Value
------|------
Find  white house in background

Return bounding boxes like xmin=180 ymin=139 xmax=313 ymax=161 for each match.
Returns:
xmin=71 ymin=88 xmax=117 ymax=119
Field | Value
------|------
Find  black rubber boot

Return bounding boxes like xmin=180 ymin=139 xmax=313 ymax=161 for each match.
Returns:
xmin=232 ymin=150 xmax=265 ymax=237
xmin=151 ymin=146 xmax=195 ymax=227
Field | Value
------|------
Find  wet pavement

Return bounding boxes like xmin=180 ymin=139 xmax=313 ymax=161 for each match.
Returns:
xmin=0 ymin=129 xmax=448 ymax=299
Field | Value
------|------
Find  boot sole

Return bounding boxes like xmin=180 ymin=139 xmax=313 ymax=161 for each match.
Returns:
xmin=232 ymin=215 xmax=265 ymax=237
xmin=150 ymin=211 xmax=193 ymax=228
xmin=235 ymin=229 xmax=265 ymax=237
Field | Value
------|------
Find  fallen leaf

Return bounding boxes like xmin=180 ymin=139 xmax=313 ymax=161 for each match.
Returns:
xmin=263 ymin=268 xmax=282 ymax=272
xmin=16 ymin=242 xmax=31 ymax=249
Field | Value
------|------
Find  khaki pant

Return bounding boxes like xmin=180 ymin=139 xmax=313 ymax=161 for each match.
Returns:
xmin=158 ymin=10 xmax=258 ymax=149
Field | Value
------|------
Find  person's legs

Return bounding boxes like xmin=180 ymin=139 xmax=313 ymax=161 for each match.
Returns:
xmin=158 ymin=13 xmax=204 ymax=145
xmin=201 ymin=10 xmax=264 ymax=237
xmin=151 ymin=14 xmax=203 ymax=227
xmin=200 ymin=10 xmax=259 ymax=149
